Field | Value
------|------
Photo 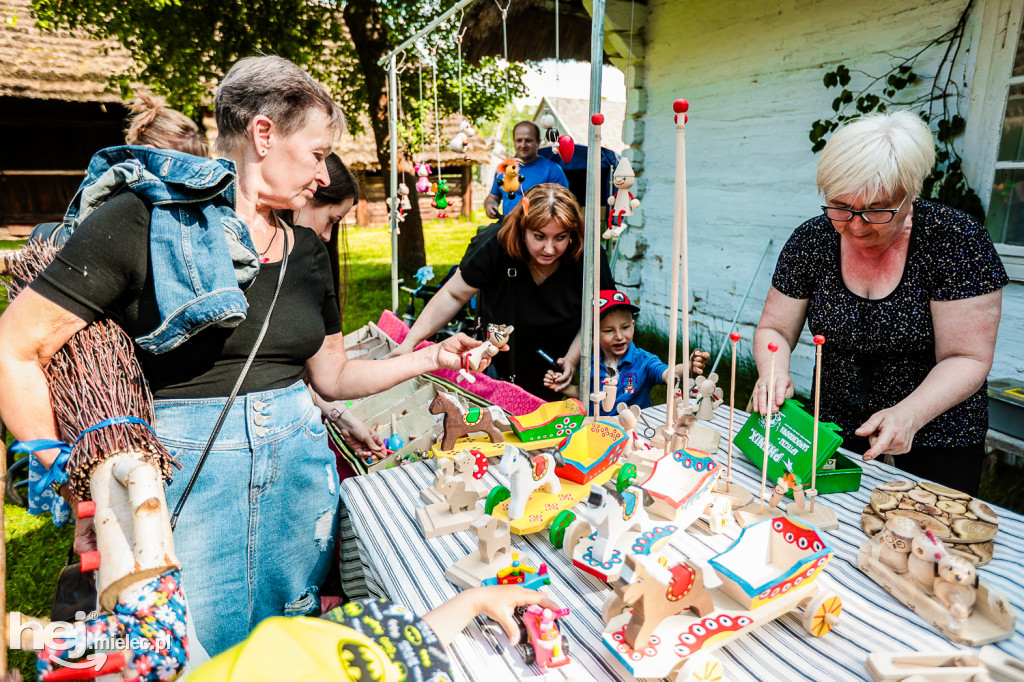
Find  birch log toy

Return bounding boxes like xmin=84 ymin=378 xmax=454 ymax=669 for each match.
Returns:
xmin=858 ymin=527 xmax=1015 ymax=645
xmin=662 ymin=99 xmax=692 ymax=454
xmin=3 ymin=240 xmax=188 ymax=681
xmin=735 ymin=342 xmax=785 ymax=527
xmin=790 ymin=335 xmax=840 ymax=530
xmin=716 ymin=332 xmax=754 ymax=508
xmin=457 ymin=324 xmax=513 ymax=384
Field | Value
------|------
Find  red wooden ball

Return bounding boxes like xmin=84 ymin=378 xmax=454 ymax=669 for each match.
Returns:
xmin=673 ymin=99 xmax=690 ymax=113
xmin=729 ymin=332 xmax=741 ymax=342
xmin=592 ymin=113 xmax=605 ymax=125
xmin=768 ymin=342 xmax=779 ymax=352
xmin=813 ymin=335 xmax=826 ymax=345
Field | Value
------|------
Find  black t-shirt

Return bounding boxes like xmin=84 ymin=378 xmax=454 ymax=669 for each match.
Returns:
xmin=459 ymin=223 xmax=614 ymax=399
xmin=772 ymin=200 xmax=1008 ymax=448
xmin=30 ymin=191 xmax=341 ymax=399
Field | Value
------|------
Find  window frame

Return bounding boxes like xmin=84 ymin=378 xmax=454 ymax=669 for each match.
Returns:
xmin=963 ymin=0 xmax=1024 ymax=281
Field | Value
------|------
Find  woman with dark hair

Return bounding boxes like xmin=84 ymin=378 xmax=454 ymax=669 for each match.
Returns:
xmin=394 ymin=183 xmax=614 ymax=400
xmin=0 ymin=55 xmax=488 ymax=661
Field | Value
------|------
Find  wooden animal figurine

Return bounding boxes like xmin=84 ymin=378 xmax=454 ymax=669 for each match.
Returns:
xmin=444 ymin=515 xmax=514 ymax=589
xmin=669 ymin=413 xmax=696 ymax=452
xmin=692 ymin=373 xmax=724 ymax=421
xmin=431 ymin=178 xmax=449 ymax=210
xmin=428 ymin=390 xmax=507 ymax=451
xmin=448 ymin=119 xmax=474 ymax=153
xmin=415 ymin=162 xmax=432 ymax=193
xmin=615 ymin=554 xmax=715 ymax=651
xmin=578 ymin=484 xmax=653 ymax=566
xmin=769 ymin=472 xmax=806 ymax=510
xmin=933 ymin=555 xmax=979 ymax=621
xmin=878 ymin=516 xmax=917 ymax=574
xmin=603 ymin=157 xmax=641 ymax=239
xmin=600 ymin=362 xmax=619 ymax=414
xmin=421 ymin=449 xmax=489 ymax=504
xmin=539 ymin=110 xmax=558 ymax=147
xmin=497 ymin=445 xmax=563 ymax=521
xmin=416 ymin=468 xmax=484 ymax=538
xmin=497 ymin=158 xmax=523 ymax=198
xmin=908 ymin=530 xmax=948 ymax=594
xmin=458 ymin=323 xmax=513 ymax=383
xmin=398 ymin=182 xmax=411 ymax=219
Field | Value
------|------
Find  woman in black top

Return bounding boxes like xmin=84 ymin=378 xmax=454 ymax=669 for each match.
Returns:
xmin=0 ymin=56 xmax=489 ymax=662
xmin=394 ymin=183 xmax=614 ymax=400
xmin=753 ymin=111 xmax=1007 ymax=494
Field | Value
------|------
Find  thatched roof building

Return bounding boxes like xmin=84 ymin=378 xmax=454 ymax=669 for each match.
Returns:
xmin=1 ymin=0 xmax=131 ymax=228
xmin=460 ymin=0 xmax=600 ymax=64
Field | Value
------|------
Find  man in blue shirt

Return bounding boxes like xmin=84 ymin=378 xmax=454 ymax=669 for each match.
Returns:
xmin=485 ymin=121 xmax=569 ymax=219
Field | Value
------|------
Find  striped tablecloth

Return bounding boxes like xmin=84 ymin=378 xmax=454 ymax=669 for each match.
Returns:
xmin=339 ymin=405 xmax=1024 ymax=681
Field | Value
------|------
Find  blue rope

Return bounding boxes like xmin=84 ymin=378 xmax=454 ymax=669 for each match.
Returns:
xmin=73 ymin=415 xmax=155 ymax=446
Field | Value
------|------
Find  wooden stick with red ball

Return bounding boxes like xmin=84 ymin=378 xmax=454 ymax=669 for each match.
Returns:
xmin=760 ymin=342 xmax=778 ymax=513
xmin=810 ymin=335 xmax=826 ymax=512
xmin=726 ymin=331 xmax=741 ymax=493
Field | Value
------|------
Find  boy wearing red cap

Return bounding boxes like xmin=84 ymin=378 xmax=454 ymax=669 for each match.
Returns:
xmin=544 ymin=289 xmax=707 ymax=415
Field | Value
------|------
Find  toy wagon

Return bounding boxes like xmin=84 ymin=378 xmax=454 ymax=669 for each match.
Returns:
xmin=508 ymin=399 xmax=586 ymax=442
xmin=601 ymin=517 xmax=841 ymax=681
xmin=550 ymin=450 xmax=731 ymax=582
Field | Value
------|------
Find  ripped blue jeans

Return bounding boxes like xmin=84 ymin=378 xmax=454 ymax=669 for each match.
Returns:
xmin=156 ymin=380 xmax=339 ymax=658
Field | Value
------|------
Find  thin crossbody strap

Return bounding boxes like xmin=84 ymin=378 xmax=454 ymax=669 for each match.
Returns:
xmin=170 ymin=226 xmax=290 ymax=530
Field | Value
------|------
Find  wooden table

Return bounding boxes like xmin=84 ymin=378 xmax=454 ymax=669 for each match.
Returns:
xmin=339 ymin=405 xmax=1024 ymax=681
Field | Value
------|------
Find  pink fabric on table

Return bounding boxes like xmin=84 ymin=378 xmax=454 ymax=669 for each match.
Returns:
xmin=376 ymin=310 xmax=545 ymax=416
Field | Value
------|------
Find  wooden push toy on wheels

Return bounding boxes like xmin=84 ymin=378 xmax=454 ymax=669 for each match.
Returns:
xmin=551 ymin=448 xmax=730 ymax=582
xmin=601 ymin=516 xmax=841 ymax=681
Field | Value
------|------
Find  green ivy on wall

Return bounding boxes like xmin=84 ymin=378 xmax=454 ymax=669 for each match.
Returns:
xmin=807 ymin=2 xmax=984 ymax=222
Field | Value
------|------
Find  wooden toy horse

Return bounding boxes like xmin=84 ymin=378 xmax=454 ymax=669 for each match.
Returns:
xmin=429 ymin=390 xmax=506 ymax=450
xmin=497 ymin=445 xmax=563 ymax=521
xmin=616 ymin=554 xmax=715 ymax=651
xmin=580 ymin=484 xmax=653 ymax=565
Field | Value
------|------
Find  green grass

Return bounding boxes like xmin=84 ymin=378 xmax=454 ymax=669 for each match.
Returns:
xmin=339 ymin=214 xmax=484 ymax=333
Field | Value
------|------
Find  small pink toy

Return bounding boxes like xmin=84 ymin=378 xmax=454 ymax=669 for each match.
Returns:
xmin=415 ymin=163 xmax=432 ymax=194
xmin=518 ymin=604 xmax=571 ymax=669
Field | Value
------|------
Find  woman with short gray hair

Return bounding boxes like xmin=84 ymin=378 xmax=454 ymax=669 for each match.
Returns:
xmin=752 ymin=110 xmax=1007 ymax=494
xmin=0 ymin=54 xmax=489 ymax=663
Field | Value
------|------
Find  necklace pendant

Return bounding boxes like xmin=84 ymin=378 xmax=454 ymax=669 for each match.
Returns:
xmin=260 ymin=257 xmax=270 ymax=264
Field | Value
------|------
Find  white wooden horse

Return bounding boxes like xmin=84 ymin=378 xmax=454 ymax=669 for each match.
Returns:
xmin=497 ymin=445 xmax=563 ymax=521
xmin=580 ymin=484 xmax=653 ymax=565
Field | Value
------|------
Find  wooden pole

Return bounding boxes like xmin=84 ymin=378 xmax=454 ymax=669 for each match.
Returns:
xmin=727 ymin=332 xmax=740 ymax=493
xmin=665 ymin=99 xmax=689 ymax=451
xmin=591 ymin=114 xmax=604 ymax=417
xmin=811 ymin=335 xmax=825 ymax=513
xmin=760 ymin=342 xmax=778 ymax=514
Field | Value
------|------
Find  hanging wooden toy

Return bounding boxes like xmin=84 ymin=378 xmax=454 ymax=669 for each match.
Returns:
xmin=789 ymin=334 xmax=840 ymax=530
xmin=539 ymin=108 xmax=559 ymax=147
xmin=431 ymin=177 xmax=450 ymax=217
xmin=497 ymin=157 xmax=524 ymax=199
xmin=398 ymin=182 xmax=411 ymax=218
xmin=448 ymin=17 xmax=473 ymax=158
xmin=415 ymin=163 xmax=432 ymax=194
xmin=556 ymin=134 xmax=575 ymax=164
xmin=603 ymin=157 xmax=641 ymax=239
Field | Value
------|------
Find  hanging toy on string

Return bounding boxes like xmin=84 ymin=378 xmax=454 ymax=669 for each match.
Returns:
xmin=415 ymin=162 xmax=432 ymax=194
xmin=603 ymin=157 xmax=641 ymax=239
xmin=398 ymin=182 xmax=412 ymax=216
xmin=538 ymin=109 xmax=559 ymax=148
xmin=432 ymin=177 xmax=450 ymax=218
xmin=497 ymin=157 xmax=524 ymax=199
xmin=449 ymin=119 xmax=475 ymax=155
xmin=556 ymin=133 xmax=575 ymax=164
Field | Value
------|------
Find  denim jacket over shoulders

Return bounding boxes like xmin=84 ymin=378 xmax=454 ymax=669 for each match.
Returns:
xmin=55 ymin=146 xmax=260 ymax=354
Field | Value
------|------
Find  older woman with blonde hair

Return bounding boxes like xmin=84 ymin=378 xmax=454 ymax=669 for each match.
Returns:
xmin=0 ymin=55 xmax=487 ymax=661
xmin=753 ymin=111 xmax=1007 ymax=494
xmin=394 ymin=183 xmax=614 ymax=399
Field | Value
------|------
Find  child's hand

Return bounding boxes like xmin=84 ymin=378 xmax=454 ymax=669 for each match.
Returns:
xmin=546 ymin=357 xmax=576 ymax=392
xmin=471 ymin=586 xmax=560 ymax=645
xmin=689 ymin=348 xmax=710 ymax=376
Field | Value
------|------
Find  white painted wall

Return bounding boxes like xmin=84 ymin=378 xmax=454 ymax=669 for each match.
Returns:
xmin=625 ymin=0 xmax=1024 ymax=392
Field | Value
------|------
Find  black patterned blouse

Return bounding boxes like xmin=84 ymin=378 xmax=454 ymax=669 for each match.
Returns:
xmin=772 ymin=200 xmax=1008 ymax=449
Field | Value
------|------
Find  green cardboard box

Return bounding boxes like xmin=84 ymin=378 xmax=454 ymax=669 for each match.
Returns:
xmin=734 ymin=399 xmax=852 ymax=494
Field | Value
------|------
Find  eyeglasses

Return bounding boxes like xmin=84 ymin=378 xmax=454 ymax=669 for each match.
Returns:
xmin=821 ymin=196 xmax=908 ymax=224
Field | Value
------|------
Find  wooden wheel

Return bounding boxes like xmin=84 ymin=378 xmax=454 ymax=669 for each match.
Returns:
xmin=563 ymin=518 xmax=593 ymax=561
xmin=601 ymin=595 xmax=628 ymax=625
xmin=803 ymin=590 xmax=842 ymax=637
xmin=485 ymin=486 xmax=510 ymax=515
xmin=616 ymin=463 xmax=637 ymax=492
xmin=674 ymin=652 xmax=723 ymax=682
xmin=549 ymin=510 xmax=576 ymax=548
